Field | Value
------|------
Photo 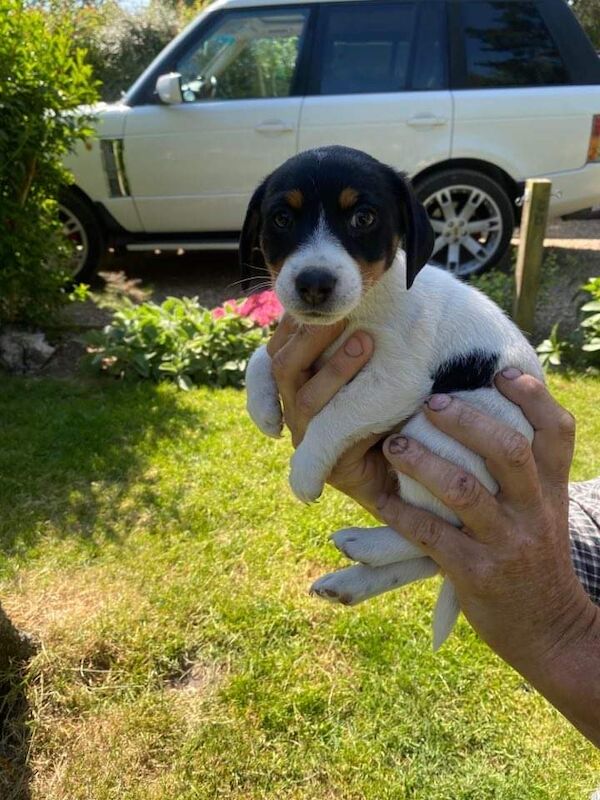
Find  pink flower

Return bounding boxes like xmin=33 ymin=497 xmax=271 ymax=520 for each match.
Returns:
xmin=211 ymin=290 xmax=282 ymax=327
xmin=211 ymin=298 xmax=242 ymax=319
xmin=239 ymin=290 xmax=283 ymax=327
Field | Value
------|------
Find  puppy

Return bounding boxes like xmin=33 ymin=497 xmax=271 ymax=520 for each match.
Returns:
xmin=242 ymin=146 xmax=543 ymax=649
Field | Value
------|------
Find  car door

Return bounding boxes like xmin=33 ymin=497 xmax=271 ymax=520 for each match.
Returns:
xmin=450 ymin=0 xmax=596 ymax=179
xmin=123 ymin=6 xmax=312 ymax=233
xmin=298 ymin=0 xmax=452 ymax=178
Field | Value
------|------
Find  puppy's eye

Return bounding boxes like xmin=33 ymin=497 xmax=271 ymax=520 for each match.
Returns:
xmin=273 ymin=211 xmax=293 ymax=229
xmin=350 ymin=208 xmax=377 ymax=230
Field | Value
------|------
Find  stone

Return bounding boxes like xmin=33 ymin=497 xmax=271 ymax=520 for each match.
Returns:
xmin=0 ymin=329 xmax=56 ymax=374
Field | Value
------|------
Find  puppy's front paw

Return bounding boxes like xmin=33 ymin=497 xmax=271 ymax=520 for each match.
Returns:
xmin=289 ymin=447 xmax=325 ymax=503
xmin=247 ymin=389 xmax=283 ymax=438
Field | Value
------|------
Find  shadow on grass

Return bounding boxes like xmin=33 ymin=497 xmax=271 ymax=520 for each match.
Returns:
xmin=0 ymin=376 xmax=211 ymax=798
xmin=0 ymin=376 xmax=207 ymax=557
xmin=0 ymin=610 xmax=37 ymax=800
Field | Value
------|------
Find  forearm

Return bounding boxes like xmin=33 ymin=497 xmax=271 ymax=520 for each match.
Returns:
xmin=512 ymin=597 xmax=600 ymax=747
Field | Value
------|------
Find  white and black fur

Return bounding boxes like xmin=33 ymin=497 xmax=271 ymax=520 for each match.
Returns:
xmin=242 ymin=146 xmax=543 ymax=649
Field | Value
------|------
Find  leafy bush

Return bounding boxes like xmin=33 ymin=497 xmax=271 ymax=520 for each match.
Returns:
xmin=468 ymin=267 xmax=513 ymax=314
xmin=71 ymin=0 xmax=180 ymax=102
xmin=536 ymin=323 xmax=569 ymax=369
xmin=580 ymin=276 xmax=600 ymax=357
xmin=536 ymin=277 xmax=600 ymax=371
xmin=88 ymin=293 xmax=281 ymax=389
xmin=0 ymin=0 xmax=98 ymax=326
xmin=69 ymin=0 xmax=209 ymax=102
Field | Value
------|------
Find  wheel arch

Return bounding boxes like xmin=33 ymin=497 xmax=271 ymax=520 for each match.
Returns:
xmin=412 ymin=159 xmax=522 ymax=207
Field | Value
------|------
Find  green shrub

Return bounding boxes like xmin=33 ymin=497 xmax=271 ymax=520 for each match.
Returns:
xmin=536 ymin=277 xmax=600 ymax=371
xmin=468 ymin=267 xmax=513 ymax=314
xmin=71 ymin=0 xmax=179 ymax=102
xmin=0 ymin=0 xmax=98 ymax=326
xmin=69 ymin=0 xmax=210 ymax=102
xmin=87 ymin=296 xmax=269 ymax=389
xmin=580 ymin=276 xmax=600 ymax=358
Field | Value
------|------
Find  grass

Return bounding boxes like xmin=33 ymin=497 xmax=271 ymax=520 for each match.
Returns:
xmin=1 ymin=373 xmax=599 ymax=799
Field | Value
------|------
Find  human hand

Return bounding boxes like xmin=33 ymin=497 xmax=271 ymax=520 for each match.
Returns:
xmin=267 ymin=317 xmax=393 ymax=514
xmin=373 ymin=372 xmax=593 ymax=667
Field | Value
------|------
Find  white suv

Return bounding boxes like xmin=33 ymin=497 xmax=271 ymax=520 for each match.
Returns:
xmin=61 ymin=0 xmax=600 ymax=280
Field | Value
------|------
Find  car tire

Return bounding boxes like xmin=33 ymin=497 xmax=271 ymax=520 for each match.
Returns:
xmin=58 ymin=190 xmax=104 ymax=283
xmin=414 ymin=169 xmax=515 ymax=278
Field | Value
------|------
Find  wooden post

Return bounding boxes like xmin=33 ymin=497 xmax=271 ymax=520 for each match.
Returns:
xmin=513 ymin=178 xmax=552 ymax=334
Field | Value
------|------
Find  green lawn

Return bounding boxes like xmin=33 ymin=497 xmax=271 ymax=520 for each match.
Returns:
xmin=1 ymin=373 xmax=599 ymax=799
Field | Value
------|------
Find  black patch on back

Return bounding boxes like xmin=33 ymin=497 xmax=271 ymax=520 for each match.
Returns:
xmin=431 ymin=351 xmax=499 ymax=394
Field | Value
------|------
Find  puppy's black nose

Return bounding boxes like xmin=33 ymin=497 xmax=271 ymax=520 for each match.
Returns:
xmin=295 ymin=268 xmax=337 ymax=307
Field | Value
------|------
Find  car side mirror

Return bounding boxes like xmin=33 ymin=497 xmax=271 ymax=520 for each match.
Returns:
xmin=156 ymin=73 xmax=183 ymax=105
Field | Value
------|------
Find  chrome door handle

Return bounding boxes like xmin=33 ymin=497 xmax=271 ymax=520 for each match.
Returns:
xmin=255 ymin=120 xmax=295 ymax=134
xmin=407 ymin=115 xmax=448 ymax=128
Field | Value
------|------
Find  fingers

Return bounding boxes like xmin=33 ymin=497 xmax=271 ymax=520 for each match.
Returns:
xmin=270 ymin=321 xmax=346 ymax=440
xmin=495 ymin=370 xmax=575 ymax=486
xmin=266 ymin=313 xmax=297 ymax=358
xmin=421 ymin=393 xmax=541 ymax=510
xmin=310 ymin=557 xmax=439 ymax=606
xmin=383 ymin=434 xmax=500 ymax=539
xmin=293 ymin=332 xmax=374 ymax=437
xmin=332 ymin=526 xmax=423 ymax=566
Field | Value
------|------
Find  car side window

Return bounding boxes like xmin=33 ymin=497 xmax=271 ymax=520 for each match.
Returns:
xmin=176 ymin=8 xmax=310 ymax=102
xmin=317 ymin=2 xmax=419 ymax=95
xmin=460 ymin=1 xmax=569 ymax=88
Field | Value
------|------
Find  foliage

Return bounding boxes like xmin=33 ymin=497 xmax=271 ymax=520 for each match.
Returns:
xmin=468 ymin=266 xmax=513 ymax=313
xmin=69 ymin=0 xmax=179 ymax=101
xmin=536 ymin=323 xmax=569 ymax=369
xmin=570 ymin=0 xmax=600 ymax=49
xmin=536 ymin=278 xmax=600 ymax=371
xmin=66 ymin=0 xmax=209 ymax=102
xmin=0 ymin=374 xmax=599 ymax=797
xmin=580 ymin=276 xmax=600 ymax=356
xmin=0 ymin=0 xmax=98 ymax=326
xmin=87 ymin=295 xmax=273 ymax=389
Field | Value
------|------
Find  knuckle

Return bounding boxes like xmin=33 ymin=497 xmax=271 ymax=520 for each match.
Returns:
xmin=271 ymin=350 xmax=290 ymax=381
xmin=557 ymin=410 xmax=576 ymax=440
xmin=413 ymin=516 xmax=444 ymax=549
xmin=456 ymin=404 xmax=478 ymax=430
xmin=326 ymin=354 xmax=348 ymax=380
xmin=501 ymin=430 xmax=531 ymax=468
xmin=442 ymin=470 xmax=480 ymax=509
xmin=296 ymin=386 xmax=315 ymax=417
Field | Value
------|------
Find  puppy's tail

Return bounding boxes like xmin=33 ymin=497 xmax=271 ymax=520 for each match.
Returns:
xmin=432 ymin=577 xmax=461 ymax=651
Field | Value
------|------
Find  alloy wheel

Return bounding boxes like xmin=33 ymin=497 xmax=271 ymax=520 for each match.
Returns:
xmin=422 ymin=185 xmax=504 ymax=277
xmin=59 ymin=204 xmax=89 ymax=276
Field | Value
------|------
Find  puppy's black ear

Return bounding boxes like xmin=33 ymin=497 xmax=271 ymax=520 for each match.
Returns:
xmin=392 ymin=172 xmax=434 ymax=289
xmin=239 ymin=178 xmax=268 ymax=291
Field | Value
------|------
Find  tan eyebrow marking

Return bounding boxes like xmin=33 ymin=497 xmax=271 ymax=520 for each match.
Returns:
xmin=285 ymin=189 xmax=303 ymax=209
xmin=339 ymin=187 xmax=359 ymax=210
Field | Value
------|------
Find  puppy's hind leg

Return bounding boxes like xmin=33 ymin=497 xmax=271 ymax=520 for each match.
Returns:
xmin=332 ymin=526 xmax=423 ymax=567
xmin=310 ymin=558 xmax=439 ymax=606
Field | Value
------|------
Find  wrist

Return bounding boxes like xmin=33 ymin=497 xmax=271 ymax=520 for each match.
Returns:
xmin=510 ymin=584 xmax=600 ymax=745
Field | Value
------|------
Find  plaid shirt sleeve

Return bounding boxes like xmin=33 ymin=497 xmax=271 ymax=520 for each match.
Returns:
xmin=569 ymin=478 xmax=600 ymax=606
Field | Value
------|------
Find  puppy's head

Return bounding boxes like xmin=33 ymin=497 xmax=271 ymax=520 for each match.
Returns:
xmin=240 ymin=146 xmax=433 ymax=325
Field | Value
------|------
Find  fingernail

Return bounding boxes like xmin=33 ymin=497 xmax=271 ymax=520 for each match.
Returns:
xmin=387 ymin=435 xmax=409 ymax=455
xmin=501 ymin=367 xmax=522 ymax=380
xmin=344 ymin=335 xmax=364 ymax=357
xmin=425 ymin=394 xmax=451 ymax=411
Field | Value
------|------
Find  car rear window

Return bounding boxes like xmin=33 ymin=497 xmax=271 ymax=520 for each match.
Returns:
xmin=318 ymin=2 xmax=418 ymax=94
xmin=460 ymin=0 xmax=569 ymax=88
